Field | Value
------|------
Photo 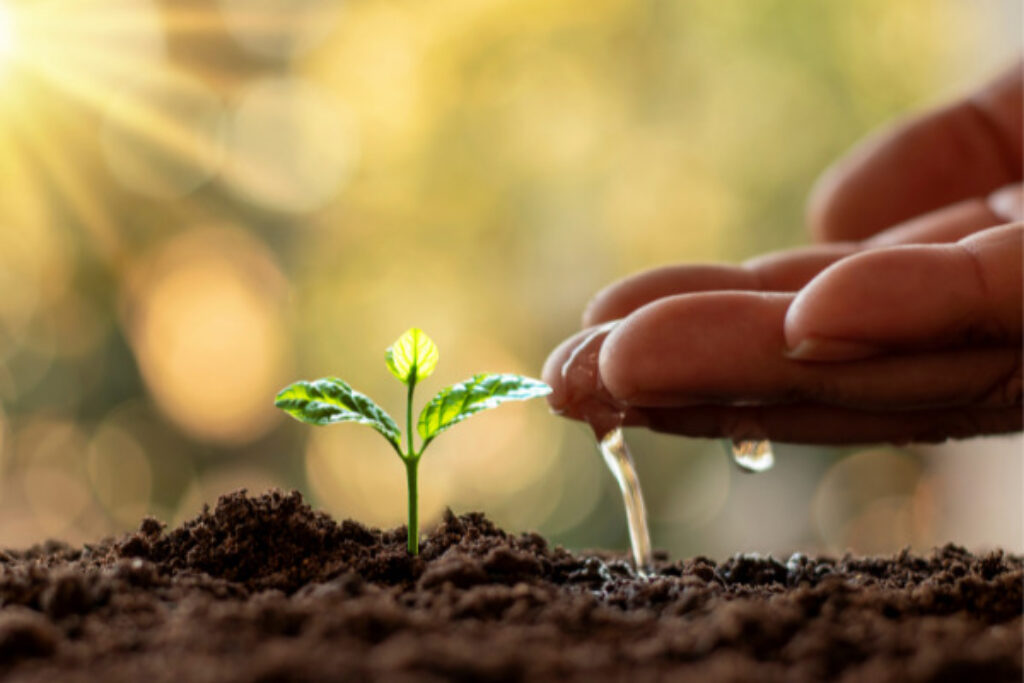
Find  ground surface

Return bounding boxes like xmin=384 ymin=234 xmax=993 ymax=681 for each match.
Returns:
xmin=0 ymin=490 xmax=1018 ymax=682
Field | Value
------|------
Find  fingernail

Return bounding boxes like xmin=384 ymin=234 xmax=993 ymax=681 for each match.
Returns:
xmin=988 ymin=184 xmax=1023 ymax=222
xmin=786 ymin=337 xmax=883 ymax=362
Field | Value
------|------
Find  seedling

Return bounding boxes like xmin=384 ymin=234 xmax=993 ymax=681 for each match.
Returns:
xmin=275 ymin=328 xmax=551 ymax=555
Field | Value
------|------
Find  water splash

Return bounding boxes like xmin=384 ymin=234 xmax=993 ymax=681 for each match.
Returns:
xmin=726 ymin=439 xmax=775 ymax=473
xmin=598 ymin=427 xmax=654 ymax=577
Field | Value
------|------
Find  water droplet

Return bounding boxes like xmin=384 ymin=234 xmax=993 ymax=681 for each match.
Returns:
xmin=726 ymin=439 xmax=775 ymax=473
xmin=598 ymin=427 xmax=654 ymax=576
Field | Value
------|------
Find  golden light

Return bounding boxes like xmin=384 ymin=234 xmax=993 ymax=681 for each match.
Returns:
xmin=218 ymin=0 xmax=343 ymax=59
xmin=223 ymin=76 xmax=359 ymax=213
xmin=122 ymin=227 xmax=291 ymax=445
xmin=0 ymin=0 xmax=229 ymax=263
xmin=87 ymin=423 xmax=152 ymax=526
xmin=100 ymin=73 xmax=227 ymax=199
xmin=811 ymin=447 xmax=926 ymax=552
xmin=0 ymin=2 xmax=15 ymax=66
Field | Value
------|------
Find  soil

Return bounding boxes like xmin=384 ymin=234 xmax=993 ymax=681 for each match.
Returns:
xmin=0 ymin=490 xmax=1018 ymax=682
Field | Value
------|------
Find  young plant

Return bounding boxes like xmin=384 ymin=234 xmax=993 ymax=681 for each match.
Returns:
xmin=274 ymin=328 xmax=551 ymax=555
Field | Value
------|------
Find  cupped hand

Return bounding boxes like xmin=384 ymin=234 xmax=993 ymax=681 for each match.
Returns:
xmin=544 ymin=63 xmax=1023 ymax=444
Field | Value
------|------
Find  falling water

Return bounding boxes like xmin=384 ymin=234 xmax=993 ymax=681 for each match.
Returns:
xmin=559 ymin=321 xmax=654 ymax=576
xmin=598 ymin=427 xmax=655 ymax=576
xmin=726 ymin=439 xmax=775 ymax=473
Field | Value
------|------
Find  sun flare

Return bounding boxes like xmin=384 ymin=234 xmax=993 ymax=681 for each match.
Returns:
xmin=0 ymin=0 xmax=227 ymax=264
xmin=0 ymin=2 xmax=15 ymax=64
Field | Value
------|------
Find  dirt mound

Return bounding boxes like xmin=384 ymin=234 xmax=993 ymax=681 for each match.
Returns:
xmin=0 ymin=489 xmax=1017 ymax=682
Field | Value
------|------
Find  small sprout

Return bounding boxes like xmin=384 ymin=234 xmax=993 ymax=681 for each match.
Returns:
xmin=275 ymin=328 xmax=551 ymax=555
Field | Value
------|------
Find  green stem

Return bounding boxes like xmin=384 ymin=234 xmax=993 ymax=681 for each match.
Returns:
xmin=405 ymin=458 xmax=419 ymax=555
xmin=404 ymin=377 xmax=419 ymax=555
xmin=406 ymin=379 xmax=416 ymax=458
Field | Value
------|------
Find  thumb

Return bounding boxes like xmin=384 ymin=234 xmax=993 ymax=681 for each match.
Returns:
xmin=785 ymin=223 xmax=1023 ymax=360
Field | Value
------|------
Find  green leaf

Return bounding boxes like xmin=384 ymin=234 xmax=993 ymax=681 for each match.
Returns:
xmin=275 ymin=378 xmax=401 ymax=451
xmin=417 ymin=373 xmax=551 ymax=447
xmin=385 ymin=328 xmax=439 ymax=385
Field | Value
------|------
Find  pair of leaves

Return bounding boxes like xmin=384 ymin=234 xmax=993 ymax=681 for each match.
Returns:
xmin=275 ymin=372 xmax=551 ymax=455
xmin=276 ymin=328 xmax=551 ymax=455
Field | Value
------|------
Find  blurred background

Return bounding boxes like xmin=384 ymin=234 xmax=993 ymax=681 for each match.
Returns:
xmin=0 ymin=0 xmax=1018 ymax=557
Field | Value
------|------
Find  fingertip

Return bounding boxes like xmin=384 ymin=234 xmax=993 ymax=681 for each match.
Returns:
xmin=806 ymin=156 xmax=855 ymax=243
xmin=783 ymin=248 xmax=906 ymax=359
xmin=541 ymin=332 xmax=584 ymax=410
xmin=598 ymin=300 xmax=682 ymax=404
xmin=583 ymin=273 xmax=641 ymax=327
xmin=783 ymin=234 xmax=1016 ymax=360
xmin=596 ymin=319 xmax=635 ymax=402
xmin=544 ymin=323 xmax=623 ymax=417
xmin=600 ymin=292 xmax=794 ymax=404
xmin=581 ymin=290 xmax=612 ymax=328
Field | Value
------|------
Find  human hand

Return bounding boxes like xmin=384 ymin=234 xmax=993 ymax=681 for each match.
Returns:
xmin=544 ymin=64 xmax=1022 ymax=444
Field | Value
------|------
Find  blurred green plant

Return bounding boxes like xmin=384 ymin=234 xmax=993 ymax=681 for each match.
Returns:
xmin=275 ymin=328 xmax=551 ymax=554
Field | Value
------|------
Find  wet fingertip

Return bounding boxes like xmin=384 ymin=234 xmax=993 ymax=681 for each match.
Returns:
xmin=541 ymin=336 xmax=580 ymax=409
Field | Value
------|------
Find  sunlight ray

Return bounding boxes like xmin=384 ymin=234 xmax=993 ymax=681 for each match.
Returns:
xmin=2 ymin=90 xmax=121 ymax=265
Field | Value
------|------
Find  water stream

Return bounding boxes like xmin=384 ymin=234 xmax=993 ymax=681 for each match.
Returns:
xmin=598 ymin=427 xmax=654 ymax=576
xmin=559 ymin=321 xmax=774 ymax=576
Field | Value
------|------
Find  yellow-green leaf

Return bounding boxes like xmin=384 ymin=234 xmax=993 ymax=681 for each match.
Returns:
xmin=385 ymin=328 xmax=439 ymax=385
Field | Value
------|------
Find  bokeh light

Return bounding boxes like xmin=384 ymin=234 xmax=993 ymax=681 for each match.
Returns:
xmin=122 ymin=227 xmax=290 ymax=444
xmin=0 ymin=0 xmax=1016 ymax=557
xmin=217 ymin=0 xmax=344 ymax=59
xmin=811 ymin=447 xmax=927 ymax=553
xmin=87 ymin=422 xmax=152 ymax=526
xmin=223 ymin=77 xmax=359 ymax=213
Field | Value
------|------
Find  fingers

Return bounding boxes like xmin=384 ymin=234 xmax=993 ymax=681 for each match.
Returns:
xmin=786 ymin=223 xmax=1023 ymax=360
xmin=863 ymin=194 xmax=1006 ymax=247
xmin=582 ymin=264 xmax=760 ymax=328
xmin=543 ymin=324 xmax=646 ymax=435
xmin=582 ymin=244 xmax=886 ymax=327
xmin=552 ymin=224 xmax=1023 ymax=444
xmin=809 ymin=62 xmax=1023 ymax=242
xmin=583 ymin=191 xmax=1012 ymax=327
xmin=543 ymin=326 xmax=612 ymax=410
xmin=635 ymin=403 xmax=1022 ymax=445
xmin=597 ymin=290 xmax=1021 ymax=411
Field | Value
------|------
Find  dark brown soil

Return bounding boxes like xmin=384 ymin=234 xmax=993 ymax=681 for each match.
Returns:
xmin=0 ymin=490 xmax=1018 ymax=682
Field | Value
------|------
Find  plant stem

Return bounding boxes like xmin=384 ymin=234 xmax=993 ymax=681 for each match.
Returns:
xmin=404 ymin=377 xmax=419 ymax=555
xmin=406 ymin=379 xmax=416 ymax=458
xmin=405 ymin=458 xmax=419 ymax=555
